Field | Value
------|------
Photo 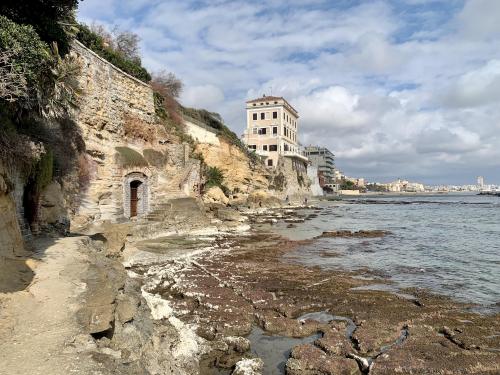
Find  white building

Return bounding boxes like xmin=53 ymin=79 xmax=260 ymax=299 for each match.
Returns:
xmin=242 ymin=95 xmax=308 ymax=167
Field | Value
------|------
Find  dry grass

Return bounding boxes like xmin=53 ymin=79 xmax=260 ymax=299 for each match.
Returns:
xmin=123 ymin=114 xmax=157 ymax=143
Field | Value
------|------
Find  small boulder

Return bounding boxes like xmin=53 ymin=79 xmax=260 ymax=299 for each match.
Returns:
xmin=232 ymin=358 xmax=264 ymax=375
xmin=216 ymin=208 xmax=246 ymax=222
xmin=203 ymin=186 xmax=229 ymax=205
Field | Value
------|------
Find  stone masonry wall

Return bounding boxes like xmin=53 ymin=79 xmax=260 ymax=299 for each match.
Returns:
xmin=72 ymin=42 xmax=199 ymax=226
xmin=72 ymin=40 xmax=156 ymax=146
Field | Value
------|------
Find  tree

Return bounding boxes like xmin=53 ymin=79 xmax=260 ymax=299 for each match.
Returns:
xmin=0 ymin=0 xmax=80 ymax=55
xmin=340 ymin=179 xmax=357 ymax=190
xmin=151 ymin=70 xmax=183 ymax=98
xmin=114 ymin=30 xmax=141 ymax=63
xmin=89 ymin=23 xmax=113 ymax=48
xmin=76 ymin=23 xmax=151 ymax=82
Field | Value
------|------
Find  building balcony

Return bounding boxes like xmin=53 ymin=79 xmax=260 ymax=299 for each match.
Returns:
xmin=283 ymin=150 xmax=309 ymax=162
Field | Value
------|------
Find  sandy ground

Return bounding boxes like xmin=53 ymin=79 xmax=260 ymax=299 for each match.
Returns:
xmin=0 ymin=236 xmax=102 ymax=375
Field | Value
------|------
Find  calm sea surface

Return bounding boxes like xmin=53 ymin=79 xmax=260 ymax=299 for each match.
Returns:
xmin=276 ymin=194 xmax=500 ymax=310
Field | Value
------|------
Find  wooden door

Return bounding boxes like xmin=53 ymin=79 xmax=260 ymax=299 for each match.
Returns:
xmin=130 ymin=186 xmax=138 ymax=217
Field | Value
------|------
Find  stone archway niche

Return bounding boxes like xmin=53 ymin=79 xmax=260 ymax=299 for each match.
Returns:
xmin=123 ymin=172 xmax=149 ymax=218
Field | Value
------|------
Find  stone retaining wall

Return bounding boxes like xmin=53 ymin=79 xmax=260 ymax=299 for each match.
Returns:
xmin=72 ymin=40 xmax=156 ymax=144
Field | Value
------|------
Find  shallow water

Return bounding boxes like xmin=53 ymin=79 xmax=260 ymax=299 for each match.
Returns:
xmin=279 ymin=194 xmax=500 ymax=309
xmin=247 ymin=327 xmax=321 ymax=375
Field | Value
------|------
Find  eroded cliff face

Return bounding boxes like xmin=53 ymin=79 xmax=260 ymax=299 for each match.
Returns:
xmin=0 ymin=175 xmax=23 ymax=258
xmin=196 ymin=138 xmax=269 ymax=194
xmin=196 ymin=136 xmax=313 ymax=203
xmin=0 ymin=164 xmax=33 ymax=293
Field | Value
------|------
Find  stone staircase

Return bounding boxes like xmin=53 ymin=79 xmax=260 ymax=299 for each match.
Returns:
xmin=133 ymin=197 xmax=211 ymax=238
xmin=144 ymin=162 xmax=198 ymax=222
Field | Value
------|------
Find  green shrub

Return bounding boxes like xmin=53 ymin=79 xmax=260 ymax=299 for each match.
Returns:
xmin=76 ymin=23 xmax=151 ymax=82
xmin=34 ymin=149 xmax=53 ymax=193
xmin=0 ymin=0 xmax=79 ymax=55
xmin=115 ymin=146 xmax=148 ymax=167
xmin=0 ymin=15 xmax=52 ymax=96
xmin=205 ymin=166 xmax=224 ymax=188
xmin=204 ymin=166 xmax=229 ymax=194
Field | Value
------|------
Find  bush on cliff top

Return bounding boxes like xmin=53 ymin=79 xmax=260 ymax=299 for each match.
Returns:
xmin=0 ymin=0 xmax=80 ymax=55
xmin=76 ymin=23 xmax=151 ymax=82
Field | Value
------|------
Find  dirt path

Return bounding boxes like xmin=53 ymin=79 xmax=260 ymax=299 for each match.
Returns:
xmin=0 ymin=236 xmax=102 ymax=375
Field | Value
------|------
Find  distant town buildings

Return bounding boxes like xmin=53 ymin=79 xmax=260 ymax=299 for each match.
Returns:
xmin=304 ymin=146 xmax=335 ymax=183
xmin=242 ymin=95 xmax=307 ymax=167
xmin=477 ymin=176 xmax=484 ymax=188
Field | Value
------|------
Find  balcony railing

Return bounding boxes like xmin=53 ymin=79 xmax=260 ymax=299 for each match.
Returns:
xmin=283 ymin=150 xmax=308 ymax=162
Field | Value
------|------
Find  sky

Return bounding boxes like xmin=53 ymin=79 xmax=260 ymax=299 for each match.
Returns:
xmin=78 ymin=0 xmax=500 ymax=185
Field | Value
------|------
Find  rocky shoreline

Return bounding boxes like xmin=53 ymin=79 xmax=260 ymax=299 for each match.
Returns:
xmin=109 ymin=205 xmax=500 ymax=374
xmin=1 ymin=203 xmax=499 ymax=375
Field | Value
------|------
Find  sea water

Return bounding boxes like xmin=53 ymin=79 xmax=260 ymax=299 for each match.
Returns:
xmin=278 ymin=194 xmax=500 ymax=310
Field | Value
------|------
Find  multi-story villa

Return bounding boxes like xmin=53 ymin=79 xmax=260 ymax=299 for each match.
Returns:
xmin=304 ymin=146 xmax=335 ymax=183
xmin=242 ymin=95 xmax=307 ymax=167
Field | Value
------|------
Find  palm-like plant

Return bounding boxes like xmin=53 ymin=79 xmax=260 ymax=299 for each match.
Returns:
xmin=38 ymin=42 xmax=82 ymax=119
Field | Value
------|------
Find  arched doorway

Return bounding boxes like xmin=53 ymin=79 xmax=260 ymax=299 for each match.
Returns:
xmin=124 ymin=172 xmax=149 ymax=218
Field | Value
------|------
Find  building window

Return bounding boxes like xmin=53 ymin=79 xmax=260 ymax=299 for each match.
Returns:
xmin=259 ymin=128 xmax=267 ymax=135
xmin=269 ymin=145 xmax=278 ymax=152
xmin=267 ymin=159 xmax=273 ymax=166
xmin=263 ymin=145 xmax=268 ymax=151
xmin=252 ymin=127 xmax=258 ymax=134
xmin=273 ymin=126 xmax=278 ymax=135
xmin=253 ymin=113 xmax=257 ymax=120
xmin=249 ymin=145 xmax=256 ymax=150
xmin=272 ymin=111 xmax=277 ymax=119
xmin=283 ymin=112 xmax=285 ymax=119
xmin=284 ymin=144 xmax=289 ymax=151
xmin=260 ymin=112 xmax=265 ymax=120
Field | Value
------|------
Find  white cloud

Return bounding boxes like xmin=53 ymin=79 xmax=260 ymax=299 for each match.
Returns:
xmin=181 ymin=84 xmax=225 ymax=109
xmin=441 ymin=60 xmax=500 ymax=108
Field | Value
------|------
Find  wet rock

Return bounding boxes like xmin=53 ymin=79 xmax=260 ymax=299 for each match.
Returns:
xmin=316 ymin=230 xmax=390 ymax=239
xmin=224 ymin=336 xmax=251 ymax=353
xmin=255 ymin=311 xmax=322 ymax=337
xmin=439 ymin=326 xmax=475 ymax=350
xmin=287 ymin=344 xmax=359 ymax=375
xmin=315 ymin=329 xmax=352 ymax=356
xmin=232 ymin=358 xmax=264 ymax=375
